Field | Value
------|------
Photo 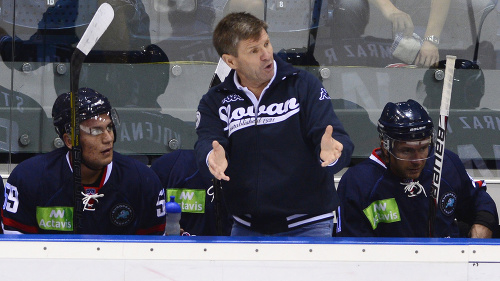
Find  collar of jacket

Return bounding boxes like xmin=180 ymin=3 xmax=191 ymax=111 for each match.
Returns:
xmin=214 ymin=54 xmax=300 ymax=94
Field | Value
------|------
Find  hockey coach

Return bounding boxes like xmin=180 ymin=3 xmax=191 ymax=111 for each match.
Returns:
xmin=194 ymin=12 xmax=354 ymax=237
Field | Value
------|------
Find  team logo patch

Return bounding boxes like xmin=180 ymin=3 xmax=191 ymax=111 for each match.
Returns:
xmin=363 ymin=198 xmax=401 ymax=230
xmin=36 ymin=206 xmax=73 ymax=231
xmin=86 ymin=188 xmax=97 ymax=194
xmin=222 ymin=94 xmax=244 ymax=104
xmin=319 ymin=88 xmax=331 ymax=100
xmin=110 ymin=204 xmax=135 ymax=227
xmin=167 ymin=188 xmax=206 ymax=213
xmin=440 ymin=192 xmax=457 ymax=216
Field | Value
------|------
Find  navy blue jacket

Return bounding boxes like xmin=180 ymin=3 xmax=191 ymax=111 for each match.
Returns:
xmin=195 ymin=55 xmax=353 ymax=218
xmin=337 ymin=148 xmax=498 ymax=237
xmin=2 ymin=147 xmax=166 ymax=234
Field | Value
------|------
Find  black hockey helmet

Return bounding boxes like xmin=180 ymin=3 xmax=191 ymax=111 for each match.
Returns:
xmin=52 ymin=87 xmax=119 ymax=139
xmin=378 ymin=99 xmax=434 ymax=160
xmin=378 ymin=99 xmax=434 ymax=141
xmin=423 ymin=59 xmax=484 ymax=109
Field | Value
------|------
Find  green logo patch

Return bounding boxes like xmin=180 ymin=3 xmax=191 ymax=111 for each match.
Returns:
xmin=363 ymin=198 xmax=401 ymax=230
xmin=167 ymin=189 xmax=206 ymax=214
xmin=36 ymin=206 xmax=73 ymax=231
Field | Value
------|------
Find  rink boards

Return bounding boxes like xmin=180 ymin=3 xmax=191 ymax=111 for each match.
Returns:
xmin=0 ymin=235 xmax=499 ymax=281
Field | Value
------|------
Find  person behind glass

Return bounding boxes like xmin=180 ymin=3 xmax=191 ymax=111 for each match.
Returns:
xmin=336 ymin=99 xmax=498 ymax=238
xmin=1 ymin=88 xmax=166 ymax=234
xmin=369 ymin=0 xmax=451 ymax=67
xmin=194 ymin=12 xmax=354 ymax=237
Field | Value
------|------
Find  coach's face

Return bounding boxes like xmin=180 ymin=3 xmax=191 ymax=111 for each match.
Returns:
xmin=223 ymin=28 xmax=274 ymax=92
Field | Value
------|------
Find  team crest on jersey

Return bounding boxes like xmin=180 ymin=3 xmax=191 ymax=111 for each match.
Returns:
xmin=110 ymin=204 xmax=135 ymax=227
xmin=222 ymin=94 xmax=244 ymax=104
xmin=86 ymin=188 xmax=97 ymax=195
xmin=319 ymin=88 xmax=331 ymax=100
xmin=440 ymin=192 xmax=457 ymax=216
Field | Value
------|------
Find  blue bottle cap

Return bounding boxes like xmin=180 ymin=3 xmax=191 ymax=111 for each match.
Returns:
xmin=165 ymin=195 xmax=182 ymax=213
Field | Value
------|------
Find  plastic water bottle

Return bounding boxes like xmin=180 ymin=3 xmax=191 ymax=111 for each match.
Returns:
xmin=164 ymin=195 xmax=182 ymax=236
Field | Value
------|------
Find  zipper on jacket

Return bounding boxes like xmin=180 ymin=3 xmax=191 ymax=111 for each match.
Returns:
xmin=254 ymin=104 xmax=258 ymax=126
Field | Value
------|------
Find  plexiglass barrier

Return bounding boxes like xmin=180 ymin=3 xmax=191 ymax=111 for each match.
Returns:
xmin=0 ymin=0 xmax=499 ymax=175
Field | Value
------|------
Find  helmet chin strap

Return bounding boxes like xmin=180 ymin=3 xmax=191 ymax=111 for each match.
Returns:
xmin=379 ymin=139 xmax=391 ymax=165
xmin=383 ymin=147 xmax=391 ymax=166
xmin=382 ymin=138 xmax=391 ymax=151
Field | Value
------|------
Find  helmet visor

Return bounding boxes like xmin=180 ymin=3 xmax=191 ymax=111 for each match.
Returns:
xmin=77 ymin=109 xmax=120 ymax=136
xmin=387 ymin=137 xmax=434 ymax=161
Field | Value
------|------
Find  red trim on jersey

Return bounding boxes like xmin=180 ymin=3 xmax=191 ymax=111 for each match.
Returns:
xmin=2 ymin=209 xmax=39 ymax=233
xmin=136 ymin=223 xmax=166 ymax=235
xmin=372 ymin=148 xmax=386 ymax=163
xmin=82 ymin=166 xmax=108 ymax=210
xmin=475 ymin=180 xmax=486 ymax=189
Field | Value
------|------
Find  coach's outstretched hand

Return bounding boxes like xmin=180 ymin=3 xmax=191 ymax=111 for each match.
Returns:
xmin=209 ymin=140 xmax=230 ymax=181
xmin=320 ymin=125 xmax=343 ymax=167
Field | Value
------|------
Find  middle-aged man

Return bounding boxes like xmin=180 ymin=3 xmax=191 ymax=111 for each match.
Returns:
xmin=194 ymin=12 xmax=354 ymax=237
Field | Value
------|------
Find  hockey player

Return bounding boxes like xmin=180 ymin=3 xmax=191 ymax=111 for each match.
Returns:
xmin=1 ymin=88 xmax=166 ymax=234
xmin=195 ymin=12 xmax=353 ymax=236
xmin=151 ymin=149 xmax=232 ymax=236
xmin=336 ymin=99 xmax=498 ymax=238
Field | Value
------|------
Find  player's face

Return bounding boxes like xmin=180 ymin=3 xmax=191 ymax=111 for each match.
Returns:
xmin=79 ymin=113 xmax=114 ymax=170
xmin=388 ymin=139 xmax=430 ymax=180
xmin=225 ymin=29 xmax=274 ymax=91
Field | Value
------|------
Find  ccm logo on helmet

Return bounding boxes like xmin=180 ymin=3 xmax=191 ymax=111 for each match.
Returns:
xmin=410 ymin=126 xmax=426 ymax=132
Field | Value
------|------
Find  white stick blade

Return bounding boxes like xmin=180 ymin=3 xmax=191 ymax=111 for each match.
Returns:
xmin=76 ymin=3 xmax=115 ymax=55
xmin=215 ymin=58 xmax=231 ymax=83
xmin=440 ymin=55 xmax=456 ymax=116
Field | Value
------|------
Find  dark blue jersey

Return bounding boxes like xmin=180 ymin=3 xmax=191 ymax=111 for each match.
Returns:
xmin=337 ymin=148 xmax=498 ymax=237
xmin=0 ymin=175 xmax=4 ymax=234
xmin=151 ymin=150 xmax=231 ymax=236
xmin=2 ymin=147 xmax=166 ymax=234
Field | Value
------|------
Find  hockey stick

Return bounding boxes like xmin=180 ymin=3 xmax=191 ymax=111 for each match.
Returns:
xmin=306 ymin=0 xmax=322 ymax=61
xmin=429 ymin=55 xmax=456 ymax=237
xmin=208 ymin=58 xmax=231 ymax=235
xmin=70 ymin=3 xmax=114 ymax=233
xmin=473 ymin=0 xmax=497 ymax=62
xmin=209 ymin=58 xmax=231 ymax=89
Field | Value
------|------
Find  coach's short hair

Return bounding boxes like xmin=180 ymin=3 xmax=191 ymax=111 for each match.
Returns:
xmin=212 ymin=12 xmax=268 ymax=57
